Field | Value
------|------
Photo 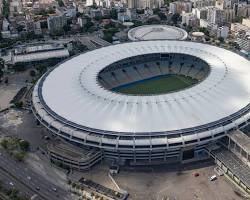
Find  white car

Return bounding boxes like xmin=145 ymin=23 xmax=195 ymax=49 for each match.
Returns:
xmin=9 ymin=182 xmax=14 ymax=186
xmin=210 ymin=175 xmax=217 ymax=181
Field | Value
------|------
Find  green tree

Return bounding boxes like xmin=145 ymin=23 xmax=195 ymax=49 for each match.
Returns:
xmin=15 ymin=101 xmax=23 ymax=108
xmin=218 ymin=36 xmax=224 ymax=43
xmin=164 ymin=0 xmax=175 ymax=6
xmin=198 ymin=27 xmax=209 ymax=36
xmin=171 ymin=13 xmax=180 ymax=25
xmin=56 ymin=0 xmax=64 ymax=7
xmin=19 ymin=140 xmax=30 ymax=151
xmin=110 ymin=9 xmax=117 ymax=20
xmin=0 ymin=139 xmax=9 ymax=149
xmin=158 ymin=12 xmax=167 ymax=20
xmin=29 ymin=70 xmax=36 ymax=77
xmin=0 ymin=58 xmax=5 ymax=81
xmin=13 ymin=152 xmax=25 ymax=161
xmin=3 ymin=0 xmax=10 ymax=18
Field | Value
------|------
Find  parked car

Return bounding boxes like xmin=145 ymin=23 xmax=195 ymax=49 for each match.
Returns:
xmin=210 ymin=175 xmax=217 ymax=181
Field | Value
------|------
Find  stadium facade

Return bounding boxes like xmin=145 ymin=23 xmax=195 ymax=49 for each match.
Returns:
xmin=32 ymin=41 xmax=250 ymax=165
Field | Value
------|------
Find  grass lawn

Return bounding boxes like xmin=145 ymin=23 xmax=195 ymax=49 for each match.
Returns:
xmin=113 ymin=74 xmax=197 ymax=95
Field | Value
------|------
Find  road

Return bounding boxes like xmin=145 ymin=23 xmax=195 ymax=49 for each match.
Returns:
xmin=0 ymin=151 xmax=72 ymax=200
xmin=0 ymin=166 xmax=38 ymax=199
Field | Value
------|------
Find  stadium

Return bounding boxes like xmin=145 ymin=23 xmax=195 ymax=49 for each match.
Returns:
xmin=32 ymin=40 xmax=250 ymax=165
xmin=128 ymin=25 xmax=188 ymax=41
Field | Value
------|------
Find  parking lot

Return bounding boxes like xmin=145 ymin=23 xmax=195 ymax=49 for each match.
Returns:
xmin=77 ymin=161 xmax=247 ymax=200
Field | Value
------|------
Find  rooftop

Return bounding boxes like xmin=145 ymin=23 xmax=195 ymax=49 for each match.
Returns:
xmin=128 ymin=25 xmax=188 ymax=41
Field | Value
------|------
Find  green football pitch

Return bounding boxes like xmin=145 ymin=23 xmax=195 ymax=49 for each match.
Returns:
xmin=113 ymin=74 xmax=198 ymax=95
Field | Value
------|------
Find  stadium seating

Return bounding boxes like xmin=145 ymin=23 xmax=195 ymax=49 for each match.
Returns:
xmin=98 ymin=53 xmax=209 ymax=90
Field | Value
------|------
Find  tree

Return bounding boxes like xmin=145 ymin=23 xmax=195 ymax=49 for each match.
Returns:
xmin=29 ymin=70 xmax=36 ymax=77
xmin=16 ymin=24 xmax=25 ymax=33
xmin=0 ymin=139 xmax=9 ymax=149
xmin=198 ymin=27 xmax=209 ymax=36
xmin=13 ymin=152 xmax=25 ymax=161
xmin=19 ymin=140 xmax=30 ymax=151
xmin=218 ymin=36 xmax=224 ymax=43
xmin=3 ymin=0 xmax=10 ymax=18
xmin=158 ymin=12 xmax=167 ymax=20
xmin=153 ymin=8 xmax=161 ymax=15
xmin=110 ymin=9 xmax=117 ymax=20
xmin=186 ymin=25 xmax=192 ymax=32
xmin=15 ymin=101 xmax=23 ymax=108
xmin=0 ymin=58 xmax=5 ymax=81
xmin=171 ymin=13 xmax=180 ymax=25
xmin=56 ymin=0 xmax=64 ymax=7
xmin=164 ymin=0 xmax=175 ymax=6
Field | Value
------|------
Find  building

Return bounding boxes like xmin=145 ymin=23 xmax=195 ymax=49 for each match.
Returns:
xmin=236 ymin=32 xmax=250 ymax=52
xmin=128 ymin=25 xmax=188 ymax=41
xmin=126 ymin=8 xmax=137 ymax=20
xmin=117 ymin=11 xmax=130 ymax=22
xmin=32 ymin=41 xmax=250 ymax=165
xmin=90 ymin=9 xmax=102 ymax=18
xmin=127 ymin=0 xmax=138 ymax=9
xmin=207 ymin=7 xmax=225 ymax=25
xmin=128 ymin=0 xmax=163 ymax=9
xmin=192 ymin=7 xmax=210 ymax=20
xmin=199 ymin=19 xmax=209 ymax=28
xmin=12 ymin=43 xmax=70 ymax=64
xmin=9 ymin=0 xmax=23 ymax=16
xmin=192 ymin=0 xmax=215 ymax=8
xmin=207 ymin=22 xmax=218 ymax=36
xmin=242 ymin=18 xmax=250 ymax=28
xmin=47 ymin=14 xmax=67 ymax=34
xmin=47 ymin=140 xmax=102 ymax=171
xmin=233 ymin=3 xmax=250 ymax=18
xmin=224 ymin=8 xmax=235 ymax=22
xmin=182 ymin=12 xmax=199 ymax=26
xmin=231 ymin=23 xmax=250 ymax=36
xmin=77 ymin=16 xmax=88 ymax=28
xmin=191 ymin=31 xmax=205 ymax=42
xmin=217 ymin=26 xmax=229 ymax=38
xmin=0 ymin=0 xmax=3 ymax=16
xmin=169 ymin=1 xmax=192 ymax=14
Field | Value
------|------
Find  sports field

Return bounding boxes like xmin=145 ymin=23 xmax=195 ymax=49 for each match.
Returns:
xmin=113 ymin=74 xmax=198 ymax=95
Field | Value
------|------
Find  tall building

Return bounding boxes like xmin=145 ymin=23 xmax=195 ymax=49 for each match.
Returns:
xmin=131 ymin=0 xmax=163 ymax=9
xmin=224 ymin=8 xmax=235 ymax=22
xmin=192 ymin=7 xmax=210 ymax=19
xmin=207 ymin=7 xmax=225 ymax=25
xmin=47 ymin=14 xmax=67 ymax=34
xmin=217 ymin=26 xmax=229 ymax=38
xmin=0 ymin=0 xmax=2 ymax=16
xmin=182 ymin=12 xmax=199 ymax=26
xmin=127 ymin=0 xmax=138 ymax=9
xmin=192 ymin=0 xmax=215 ymax=8
xmin=169 ymin=1 xmax=192 ymax=14
xmin=233 ymin=3 xmax=250 ymax=18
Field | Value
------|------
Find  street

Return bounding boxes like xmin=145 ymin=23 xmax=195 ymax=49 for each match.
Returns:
xmin=0 ymin=150 xmax=72 ymax=200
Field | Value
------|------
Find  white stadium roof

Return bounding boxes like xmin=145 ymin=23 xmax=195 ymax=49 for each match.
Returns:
xmin=128 ymin=25 xmax=188 ymax=41
xmin=35 ymin=41 xmax=250 ymax=134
